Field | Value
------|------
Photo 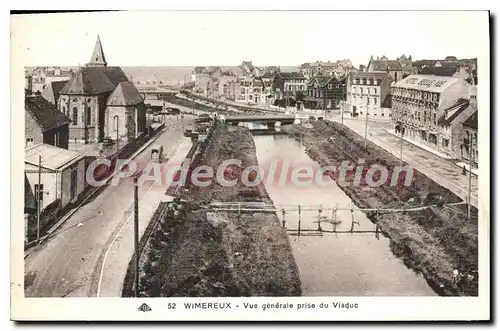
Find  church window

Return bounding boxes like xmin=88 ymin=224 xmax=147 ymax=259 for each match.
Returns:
xmin=114 ymin=115 xmax=119 ymax=132
xmin=86 ymin=107 xmax=91 ymax=125
xmin=72 ymin=107 xmax=78 ymax=125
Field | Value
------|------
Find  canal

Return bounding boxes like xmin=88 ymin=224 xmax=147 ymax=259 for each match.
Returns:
xmin=250 ymin=129 xmax=436 ymax=296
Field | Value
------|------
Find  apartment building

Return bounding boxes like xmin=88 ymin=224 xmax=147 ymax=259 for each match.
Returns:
xmin=345 ymin=72 xmax=393 ymax=117
xmin=391 ymin=74 xmax=473 ymax=156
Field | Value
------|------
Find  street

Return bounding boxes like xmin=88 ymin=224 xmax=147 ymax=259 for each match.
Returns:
xmin=327 ymin=116 xmax=478 ymax=207
xmin=24 ymin=116 xmax=194 ymax=297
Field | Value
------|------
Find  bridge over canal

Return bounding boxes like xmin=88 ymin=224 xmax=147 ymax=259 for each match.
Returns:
xmin=224 ymin=114 xmax=297 ymax=127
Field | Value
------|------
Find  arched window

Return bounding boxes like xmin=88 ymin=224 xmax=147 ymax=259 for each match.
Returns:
xmin=86 ymin=107 xmax=91 ymax=125
xmin=62 ymin=106 xmax=66 ymax=116
xmin=114 ymin=115 xmax=119 ymax=132
xmin=72 ymin=107 xmax=78 ymax=125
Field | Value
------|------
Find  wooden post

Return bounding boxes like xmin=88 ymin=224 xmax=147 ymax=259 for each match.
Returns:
xmin=281 ymin=208 xmax=286 ymax=228
xmin=467 ymin=136 xmax=474 ymax=220
xmin=133 ymin=176 xmax=139 ymax=297
xmin=364 ymin=97 xmax=369 ymax=149
xmin=317 ymin=206 xmax=322 ymax=232
xmin=298 ymin=204 xmax=301 ymax=237
xmin=37 ymin=155 xmax=41 ymax=243
xmin=350 ymin=208 xmax=355 ymax=233
xmin=332 ymin=205 xmax=338 ymax=232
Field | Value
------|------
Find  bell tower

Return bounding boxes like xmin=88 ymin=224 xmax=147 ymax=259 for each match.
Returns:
xmin=88 ymin=35 xmax=107 ymax=67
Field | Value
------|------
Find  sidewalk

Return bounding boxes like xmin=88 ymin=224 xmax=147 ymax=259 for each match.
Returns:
xmin=386 ymin=129 xmax=453 ymax=159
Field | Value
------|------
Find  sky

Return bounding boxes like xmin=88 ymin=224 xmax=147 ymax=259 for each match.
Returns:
xmin=11 ymin=11 xmax=489 ymax=68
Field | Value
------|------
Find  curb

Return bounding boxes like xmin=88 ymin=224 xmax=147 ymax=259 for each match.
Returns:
xmin=24 ymin=126 xmax=170 ymax=259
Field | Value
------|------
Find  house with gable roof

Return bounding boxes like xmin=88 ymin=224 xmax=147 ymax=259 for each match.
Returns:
xmin=25 ymin=95 xmax=71 ymax=149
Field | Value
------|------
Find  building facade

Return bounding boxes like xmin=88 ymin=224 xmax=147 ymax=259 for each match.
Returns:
xmin=367 ymin=55 xmax=404 ymax=82
xmin=391 ymin=74 xmax=473 ymax=156
xmin=304 ymin=75 xmax=346 ymax=110
xmin=272 ymin=72 xmax=307 ymax=99
xmin=461 ymin=111 xmax=478 ymax=164
xmin=345 ymin=72 xmax=393 ymax=117
xmin=237 ymin=77 xmax=266 ymax=105
xmin=25 ymin=95 xmax=70 ymax=149
xmin=31 ymin=66 xmax=74 ymax=93
xmin=25 ymin=144 xmax=85 ymax=211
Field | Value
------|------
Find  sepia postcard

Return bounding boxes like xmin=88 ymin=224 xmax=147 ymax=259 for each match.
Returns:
xmin=10 ymin=10 xmax=490 ymax=321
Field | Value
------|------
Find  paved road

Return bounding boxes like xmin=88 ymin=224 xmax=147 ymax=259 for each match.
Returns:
xmin=327 ymin=116 xmax=478 ymax=207
xmin=25 ymin=116 xmax=194 ymax=297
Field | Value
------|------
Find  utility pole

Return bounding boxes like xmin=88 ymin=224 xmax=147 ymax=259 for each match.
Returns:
xmin=399 ymin=119 xmax=404 ymax=166
xmin=133 ymin=175 xmax=139 ymax=297
xmin=364 ymin=96 xmax=369 ymax=149
xmin=467 ymin=135 xmax=474 ymax=220
xmin=323 ymin=86 xmax=327 ymax=119
xmin=116 ymin=120 xmax=119 ymax=153
xmin=37 ymin=155 xmax=41 ymax=243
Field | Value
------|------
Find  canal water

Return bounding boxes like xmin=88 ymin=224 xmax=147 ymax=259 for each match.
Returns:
xmin=251 ymin=129 xmax=436 ymax=296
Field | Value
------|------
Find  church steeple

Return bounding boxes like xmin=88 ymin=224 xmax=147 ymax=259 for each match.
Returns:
xmin=88 ymin=35 xmax=107 ymax=67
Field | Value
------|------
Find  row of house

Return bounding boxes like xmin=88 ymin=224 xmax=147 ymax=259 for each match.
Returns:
xmin=188 ymin=56 xmax=479 ymax=163
xmin=191 ymin=61 xmax=348 ymax=110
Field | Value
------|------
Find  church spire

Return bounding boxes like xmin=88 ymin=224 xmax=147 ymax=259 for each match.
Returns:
xmin=88 ymin=35 xmax=107 ymax=67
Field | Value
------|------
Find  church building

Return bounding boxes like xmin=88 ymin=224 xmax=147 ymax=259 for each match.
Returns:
xmin=58 ymin=36 xmax=146 ymax=144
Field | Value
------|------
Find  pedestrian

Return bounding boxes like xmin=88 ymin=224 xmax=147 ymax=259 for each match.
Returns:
xmin=375 ymin=223 xmax=381 ymax=240
xmin=462 ymin=165 xmax=467 ymax=176
xmin=452 ymin=269 xmax=459 ymax=284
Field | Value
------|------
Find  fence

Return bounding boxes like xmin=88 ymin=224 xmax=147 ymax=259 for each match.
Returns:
xmin=208 ymin=201 xmax=467 ymax=239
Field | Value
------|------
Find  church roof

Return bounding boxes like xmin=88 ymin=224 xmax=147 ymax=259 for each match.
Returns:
xmin=107 ymin=81 xmax=144 ymax=106
xmin=88 ymin=35 xmax=107 ymax=67
xmin=59 ymin=66 xmax=129 ymax=95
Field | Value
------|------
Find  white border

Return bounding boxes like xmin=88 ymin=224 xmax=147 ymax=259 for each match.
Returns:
xmin=8 ymin=6 xmax=491 ymax=322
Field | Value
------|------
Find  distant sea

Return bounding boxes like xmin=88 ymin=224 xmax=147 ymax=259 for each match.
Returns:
xmin=25 ymin=65 xmax=299 ymax=86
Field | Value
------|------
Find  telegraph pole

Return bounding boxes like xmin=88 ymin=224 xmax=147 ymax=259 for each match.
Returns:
xmin=134 ymin=175 xmax=139 ymax=297
xmin=323 ymin=86 xmax=327 ymax=119
xmin=467 ymin=136 xmax=474 ymax=220
xmin=116 ymin=123 xmax=119 ymax=153
xmin=364 ymin=97 xmax=369 ymax=149
xmin=399 ymin=124 xmax=404 ymax=166
xmin=399 ymin=107 xmax=405 ymax=166
xmin=37 ymin=155 xmax=41 ymax=243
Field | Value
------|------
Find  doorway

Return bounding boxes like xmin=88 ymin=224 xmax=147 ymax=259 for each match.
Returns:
xmin=70 ymin=168 xmax=78 ymax=201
